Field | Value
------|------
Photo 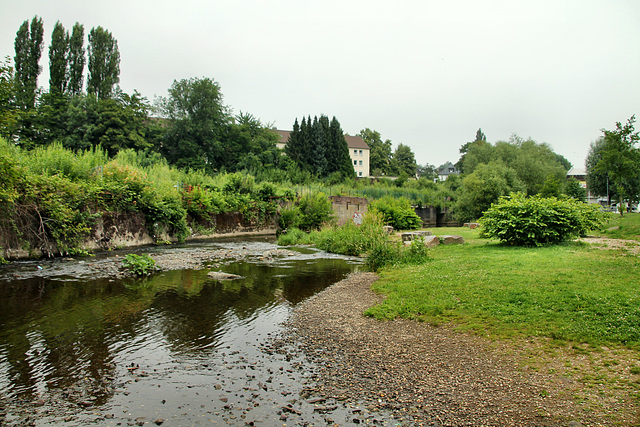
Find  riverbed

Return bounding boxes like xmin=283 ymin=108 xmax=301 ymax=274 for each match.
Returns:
xmin=0 ymin=236 xmax=387 ymax=426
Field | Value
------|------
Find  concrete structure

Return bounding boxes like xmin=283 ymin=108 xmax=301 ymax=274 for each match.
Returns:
xmin=329 ymin=196 xmax=368 ymax=225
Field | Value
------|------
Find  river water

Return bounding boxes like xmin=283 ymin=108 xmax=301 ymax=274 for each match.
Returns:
xmin=0 ymin=237 xmax=372 ymax=426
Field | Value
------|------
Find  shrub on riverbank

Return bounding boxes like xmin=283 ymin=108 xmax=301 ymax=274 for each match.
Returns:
xmin=369 ymin=196 xmax=422 ymax=230
xmin=0 ymin=140 xmax=292 ymax=256
xmin=277 ymin=211 xmax=430 ymax=270
xmin=479 ymin=193 xmax=608 ymax=246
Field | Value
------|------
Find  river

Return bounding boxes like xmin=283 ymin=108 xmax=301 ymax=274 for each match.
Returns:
xmin=0 ymin=236 xmax=369 ymax=426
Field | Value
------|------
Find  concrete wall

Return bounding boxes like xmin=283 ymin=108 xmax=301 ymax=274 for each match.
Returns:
xmin=414 ymin=206 xmax=460 ymax=228
xmin=329 ymin=196 xmax=369 ymax=225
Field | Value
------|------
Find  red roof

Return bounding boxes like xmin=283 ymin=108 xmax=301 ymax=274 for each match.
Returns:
xmin=344 ymin=134 xmax=369 ymax=150
xmin=274 ymin=130 xmax=369 ymax=150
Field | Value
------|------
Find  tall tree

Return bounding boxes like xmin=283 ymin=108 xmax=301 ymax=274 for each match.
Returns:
xmin=49 ymin=21 xmax=69 ymax=94
xmin=68 ymin=23 xmax=85 ymax=95
xmin=14 ymin=16 xmax=44 ymax=109
xmin=461 ymin=135 xmax=568 ymax=196
xmin=328 ymin=116 xmax=355 ymax=178
xmin=88 ymin=26 xmax=120 ymax=99
xmin=390 ymin=143 xmax=417 ymax=176
xmin=585 ymin=137 xmax=612 ymax=203
xmin=593 ymin=115 xmax=640 ymax=214
xmin=310 ymin=115 xmax=328 ymax=176
xmin=358 ymin=128 xmax=392 ymax=175
xmin=159 ymin=77 xmax=230 ymax=171
xmin=0 ymin=57 xmax=18 ymax=139
xmin=456 ymin=128 xmax=487 ymax=173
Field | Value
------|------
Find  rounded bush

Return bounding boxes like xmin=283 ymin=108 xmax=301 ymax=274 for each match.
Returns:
xmin=479 ymin=193 xmax=608 ymax=246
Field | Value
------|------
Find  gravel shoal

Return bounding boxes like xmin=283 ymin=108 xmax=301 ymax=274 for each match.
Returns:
xmin=288 ymin=272 xmax=614 ymax=426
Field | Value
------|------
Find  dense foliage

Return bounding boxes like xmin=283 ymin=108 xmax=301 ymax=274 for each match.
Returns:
xmin=586 ymin=116 xmax=640 ymax=212
xmin=369 ymin=196 xmax=422 ymax=230
xmin=479 ymin=193 xmax=608 ymax=246
xmin=277 ymin=211 xmax=429 ymax=272
xmin=0 ymin=139 xmax=291 ymax=256
xmin=285 ymin=115 xmax=354 ymax=180
xmin=454 ymin=134 xmax=574 ymax=222
xmin=357 ymin=128 xmax=418 ymax=176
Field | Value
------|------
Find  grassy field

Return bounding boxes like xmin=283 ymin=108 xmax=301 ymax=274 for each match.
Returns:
xmin=366 ymin=218 xmax=640 ymax=348
xmin=364 ymin=215 xmax=640 ymax=419
xmin=594 ymin=212 xmax=640 ymax=240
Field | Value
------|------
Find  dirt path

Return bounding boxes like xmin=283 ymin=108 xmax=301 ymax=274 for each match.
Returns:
xmin=288 ymin=272 xmax=638 ymax=426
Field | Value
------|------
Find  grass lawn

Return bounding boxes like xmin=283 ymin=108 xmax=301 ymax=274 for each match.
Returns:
xmin=365 ymin=219 xmax=640 ymax=419
xmin=594 ymin=212 xmax=640 ymax=240
xmin=366 ymin=224 xmax=640 ymax=348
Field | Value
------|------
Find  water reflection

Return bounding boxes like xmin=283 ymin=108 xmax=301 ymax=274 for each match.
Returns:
xmin=0 ymin=241 xmax=360 ymax=415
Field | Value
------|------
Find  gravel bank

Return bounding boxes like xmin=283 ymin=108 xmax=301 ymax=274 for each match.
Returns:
xmin=288 ymin=272 xmax=618 ymax=426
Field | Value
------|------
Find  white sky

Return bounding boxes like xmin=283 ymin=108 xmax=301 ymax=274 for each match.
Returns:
xmin=1 ymin=0 xmax=639 ymax=169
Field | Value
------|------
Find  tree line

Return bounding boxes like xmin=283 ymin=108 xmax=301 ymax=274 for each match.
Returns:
xmin=3 ymin=16 xmax=635 ymax=225
xmin=1 ymin=16 xmax=379 ymax=183
xmin=585 ymin=115 xmax=640 ymax=212
xmin=285 ymin=115 xmax=354 ymax=180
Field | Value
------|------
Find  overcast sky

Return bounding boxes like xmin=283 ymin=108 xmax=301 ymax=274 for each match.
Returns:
xmin=2 ymin=0 xmax=639 ymax=169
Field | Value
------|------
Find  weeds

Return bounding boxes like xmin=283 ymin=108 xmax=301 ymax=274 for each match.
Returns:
xmin=122 ymin=253 xmax=157 ymax=276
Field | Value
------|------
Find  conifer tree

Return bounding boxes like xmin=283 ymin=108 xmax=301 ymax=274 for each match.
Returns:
xmin=328 ymin=116 xmax=355 ymax=178
xmin=286 ymin=117 xmax=302 ymax=165
xmin=310 ymin=115 xmax=328 ymax=176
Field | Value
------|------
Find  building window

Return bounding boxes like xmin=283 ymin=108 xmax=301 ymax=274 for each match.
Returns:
xmin=353 ymin=160 xmax=357 ymax=166
xmin=359 ymin=150 xmax=363 ymax=156
xmin=353 ymin=149 xmax=357 ymax=155
xmin=359 ymin=160 xmax=363 ymax=166
xmin=358 ymin=172 xmax=363 ymax=177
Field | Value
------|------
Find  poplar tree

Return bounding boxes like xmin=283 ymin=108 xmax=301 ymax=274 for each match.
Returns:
xmin=88 ymin=26 xmax=120 ymax=99
xmin=49 ymin=21 xmax=69 ymax=93
xmin=14 ymin=16 xmax=44 ymax=109
xmin=68 ymin=23 xmax=85 ymax=95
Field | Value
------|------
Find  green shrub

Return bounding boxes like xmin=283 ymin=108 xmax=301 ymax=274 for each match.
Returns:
xmin=298 ymin=192 xmax=334 ymax=231
xmin=365 ymin=239 xmax=401 ymax=272
xmin=480 ymin=193 xmax=608 ymax=246
xmin=122 ymin=253 xmax=157 ymax=276
xmin=276 ymin=227 xmax=308 ymax=246
xmin=400 ymin=237 xmax=430 ymax=265
xmin=369 ymin=196 xmax=422 ymax=230
xmin=277 ymin=205 xmax=301 ymax=231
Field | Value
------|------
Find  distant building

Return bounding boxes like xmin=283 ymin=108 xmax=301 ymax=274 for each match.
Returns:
xmin=437 ymin=162 xmax=459 ymax=181
xmin=274 ymin=130 xmax=370 ymax=177
xmin=345 ymin=134 xmax=370 ymax=178
xmin=567 ymin=167 xmax=598 ymax=204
